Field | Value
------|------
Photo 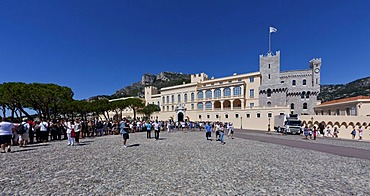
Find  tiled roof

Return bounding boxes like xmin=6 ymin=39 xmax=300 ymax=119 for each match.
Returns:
xmin=320 ymin=96 xmax=370 ymax=105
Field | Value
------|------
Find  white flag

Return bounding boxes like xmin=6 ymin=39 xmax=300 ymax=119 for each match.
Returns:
xmin=269 ymin=26 xmax=277 ymax=33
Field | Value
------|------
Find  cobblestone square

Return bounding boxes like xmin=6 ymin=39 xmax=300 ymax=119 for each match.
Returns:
xmin=1 ymin=131 xmax=369 ymax=195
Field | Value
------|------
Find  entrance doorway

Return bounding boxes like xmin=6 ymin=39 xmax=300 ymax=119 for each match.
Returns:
xmin=178 ymin=112 xmax=184 ymax=122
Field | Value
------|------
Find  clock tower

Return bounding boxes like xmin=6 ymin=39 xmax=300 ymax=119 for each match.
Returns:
xmin=310 ymin=58 xmax=321 ymax=88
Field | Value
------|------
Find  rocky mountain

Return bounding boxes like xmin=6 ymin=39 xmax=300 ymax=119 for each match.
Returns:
xmin=110 ymin=72 xmax=191 ymax=99
xmin=318 ymin=76 xmax=370 ymax=102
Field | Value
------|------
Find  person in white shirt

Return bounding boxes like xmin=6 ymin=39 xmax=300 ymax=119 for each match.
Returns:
xmin=74 ymin=119 xmax=81 ymax=143
xmin=40 ymin=120 xmax=49 ymax=142
xmin=18 ymin=118 xmax=30 ymax=147
xmin=227 ymin=123 xmax=234 ymax=139
xmin=0 ymin=117 xmax=14 ymax=153
xmin=153 ymin=120 xmax=160 ymax=140
xmin=65 ymin=120 xmax=75 ymax=146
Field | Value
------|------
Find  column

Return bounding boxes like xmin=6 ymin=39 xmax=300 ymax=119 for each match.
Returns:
xmin=220 ymin=100 xmax=224 ymax=110
xmin=203 ymin=101 xmax=206 ymax=111
xmin=221 ymin=88 xmax=224 ymax=98
xmin=231 ymin=99 xmax=234 ymax=110
xmin=230 ymin=86 xmax=234 ymax=97
xmin=211 ymin=101 xmax=215 ymax=111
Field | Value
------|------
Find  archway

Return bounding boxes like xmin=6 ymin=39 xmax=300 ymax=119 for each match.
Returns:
xmin=178 ymin=112 xmax=184 ymax=122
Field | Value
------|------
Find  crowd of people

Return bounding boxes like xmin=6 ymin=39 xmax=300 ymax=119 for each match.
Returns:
xmin=0 ymin=115 xmax=236 ymax=152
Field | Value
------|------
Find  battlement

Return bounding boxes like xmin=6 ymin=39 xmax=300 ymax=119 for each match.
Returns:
xmin=191 ymin=72 xmax=208 ymax=83
xmin=309 ymin=58 xmax=322 ymax=68
xmin=260 ymin=51 xmax=280 ymax=58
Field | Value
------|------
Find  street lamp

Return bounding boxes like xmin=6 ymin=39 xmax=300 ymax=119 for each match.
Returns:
xmin=311 ymin=117 xmax=314 ymax=128
xmin=240 ymin=116 xmax=243 ymax=129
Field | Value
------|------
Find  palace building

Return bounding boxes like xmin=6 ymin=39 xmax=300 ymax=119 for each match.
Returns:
xmin=144 ymin=51 xmax=322 ymax=130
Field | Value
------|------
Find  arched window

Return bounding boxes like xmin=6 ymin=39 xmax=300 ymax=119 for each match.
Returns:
xmin=303 ymin=79 xmax=307 ymax=85
xmin=171 ymin=95 xmax=174 ymax=103
xmin=191 ymin=93 xmax=195 ymax=101
xmin=205 ymin=101 xmax=212 ymax=109
xmin=301 ymin=91 xmax=306 ymax=99
xmin=166 ymin=96 xmax=169 ymax=103
xmin=178 ymin=94 xmax=181 ymax=102
xmin=157 ymin=101 xmax=160 ymax=107
xmin=306 ymin=91 xmax=310 ymax=99
xmin=197 ymin=91 xmax=204 ymax=99
xmin=184 ymin=93 xmax=188 ymax=102
xmin=214 ymin=88 xmax=221 ymax=98
xmin=290 ymin=103 xmax=295 ymax=110
xmin=162 ymin=97 xmax=165 ymax=104
xmin=197 ymin=102 xmax=203 ymax=110
xmin=267 ymin=89 xmax=272 ymax=97
xmin=233 ymin=86 xmax=241 ymax=96
xmin=292 ymin=80 xmax=296 ymax=86
xmin=223 ymin=87 xmax=231 ymax=97
xmin=303 ymin=103 xmax=308 ymax=109
xmin=267 ymin=101 xmax=271 ymax=107
xmin=205 ymin=90 xmax=212 ymax=99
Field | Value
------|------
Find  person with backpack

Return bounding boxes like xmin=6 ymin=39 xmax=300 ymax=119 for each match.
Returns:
xmin=18 ymin=118 xmax=30 ymax=147
xmin=120 ymin=118 xmax=130 ymax=148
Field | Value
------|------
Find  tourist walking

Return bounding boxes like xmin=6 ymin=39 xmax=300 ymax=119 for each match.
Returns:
xmin=215 ymin=123 xmax=220 ymax=141
xmin=358 ymin=126 xmax=363 ymax=140
xmin=18 ymin=118 xmax=30 ymax=147
xmin=0 ymin=117 xmax=13 ymax=153
xmin=303 ymin=126 xmax=309 ymax=139
xmin=74 ymin=119 xmax=81 ymax=144
xmin=326 ymin=126 xmax=332 ymax=137
xmin=145 ymin=121 xmax=152 ymax=139
xmin=313 ymin=126 xmax=317 ymax=140
xmin=40 ymin=119 xmax=49 ymax=142
xmin=333 ymin=127 xmax=339 ymax=138
xmin=153 ymin=120 xmax=160 ymax=140
xmin=120 ymin=119 xmax=130 ymax=148
xmin=205 ymin=122 xmax=211 ymax=140
xmin=65 ymin=120 xmax=75 ymax=146
xmin=219 ymin=123 xmax=225 ymax=145
xmin=227 ymin=123 xmax=234 ymax=139
xmin=351 ymin=129 xmax=356 ymax=139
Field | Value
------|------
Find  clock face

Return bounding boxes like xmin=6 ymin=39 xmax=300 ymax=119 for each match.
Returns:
xmin=314 ymin=68 xmax=320 ymax=73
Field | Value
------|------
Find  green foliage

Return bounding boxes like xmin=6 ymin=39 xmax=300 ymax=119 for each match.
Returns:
xmin=318 ymin=77 xmax=370 ymax=102
xmin=139 ymin=104 xmax=160 ymax=118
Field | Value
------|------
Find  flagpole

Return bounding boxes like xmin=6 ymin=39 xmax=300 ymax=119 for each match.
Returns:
xmin=268 ymin=30 xmax=271 ymax=54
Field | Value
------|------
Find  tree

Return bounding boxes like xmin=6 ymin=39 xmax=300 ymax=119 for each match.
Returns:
xmin=139 ymin=104 xmax=160 ymax=120
xmin=125 ymin=98 xmax=144 ymax=120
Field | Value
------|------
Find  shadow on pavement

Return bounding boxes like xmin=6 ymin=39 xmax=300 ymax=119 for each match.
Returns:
xmin=12 ymin=148 xmax=37 ymax=153
xmin=128 ymin=144 xmax=140 ymax=147
xmin=26 ymin=144 xmax=50 ymax=148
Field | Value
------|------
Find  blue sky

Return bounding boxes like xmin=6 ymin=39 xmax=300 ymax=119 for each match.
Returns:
xmin=1 ymin=0 xmax=369 ymax=100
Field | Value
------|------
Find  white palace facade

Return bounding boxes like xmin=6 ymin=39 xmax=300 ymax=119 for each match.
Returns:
xmin=144 ymin=51 xmax=322 ymax=131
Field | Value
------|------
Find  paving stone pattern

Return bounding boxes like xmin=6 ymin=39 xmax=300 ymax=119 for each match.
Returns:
xmin=1 ymin=131 xmax=369 ymax=195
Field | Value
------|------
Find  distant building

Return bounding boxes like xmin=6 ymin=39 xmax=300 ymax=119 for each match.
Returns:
xmin=314 ymin=96 xmax=370 ymax=116
xmin=144 ymin=51 xmax=321 ymax=130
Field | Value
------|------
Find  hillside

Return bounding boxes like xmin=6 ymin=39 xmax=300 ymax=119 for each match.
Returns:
xmin=318 ymin=76 xmax=370 ymax=102
xmin=87 ymin=72 xmax=370 ymax=103
xmin=110 ymin=72 xmax=191 ymax=99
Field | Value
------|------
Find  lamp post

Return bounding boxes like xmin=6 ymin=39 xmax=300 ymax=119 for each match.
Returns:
xmin=311 ymin=117 xmax=314 ymax=128
xmin=240 ymin=116 xmax=243 ymax=129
